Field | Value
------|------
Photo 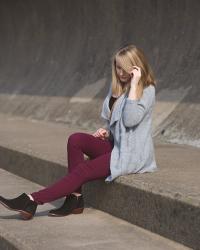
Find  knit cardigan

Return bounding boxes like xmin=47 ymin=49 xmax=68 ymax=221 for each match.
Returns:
xmin=101 ymin=83 xmax=158 ymax=182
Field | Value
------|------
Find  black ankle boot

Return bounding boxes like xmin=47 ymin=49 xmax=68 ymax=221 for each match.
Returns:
xmin=0 ymin=193 xmax=38 ymax=220
xmin=48 ymin=193 xmax=84 ymax=217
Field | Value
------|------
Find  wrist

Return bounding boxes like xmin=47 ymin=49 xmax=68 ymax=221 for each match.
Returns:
xmin=128 ymin=84 xmax=139 ymax=100
xmin=130 ymin=80 xmax=139 ymax=89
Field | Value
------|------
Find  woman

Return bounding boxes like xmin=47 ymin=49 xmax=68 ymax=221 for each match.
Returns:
xmin=0 ymin=44 xmax=158 ymax=220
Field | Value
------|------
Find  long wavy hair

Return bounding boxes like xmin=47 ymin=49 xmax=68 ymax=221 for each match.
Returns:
xmin=109 ymin=44 xmax=156 ymax=119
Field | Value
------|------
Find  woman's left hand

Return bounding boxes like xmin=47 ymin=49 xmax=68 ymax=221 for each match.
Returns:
xmin=130 ymin=66 xmax=142 ymax=87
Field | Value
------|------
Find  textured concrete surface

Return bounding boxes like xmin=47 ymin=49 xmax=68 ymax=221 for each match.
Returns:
xmin=0 ymin=0 xmax=200 ymax=147
xmin=0 ymin=113 xmax=199 ymax=249
xmin=0 ymin=168 xmax=191 ymax=250
xmin=0 ymin=0 xmax=200 ymax=249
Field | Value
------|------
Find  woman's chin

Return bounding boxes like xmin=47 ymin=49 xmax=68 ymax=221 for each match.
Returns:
xmin=120 ymin=78 xmax=129 ymax=84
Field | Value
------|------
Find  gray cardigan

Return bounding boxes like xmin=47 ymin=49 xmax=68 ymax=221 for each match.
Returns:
xmin=101 ymin=83 xmax=158 ymax=182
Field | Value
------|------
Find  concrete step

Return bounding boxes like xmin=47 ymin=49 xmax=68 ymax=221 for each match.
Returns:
xmin=0 ymin=168 xmax=191 ymax=250
xmin=0 ymin=113 xmax=199 ymax=249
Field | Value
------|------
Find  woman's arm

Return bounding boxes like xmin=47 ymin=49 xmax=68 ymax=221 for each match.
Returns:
xmin=122 ymin=85 xmax=155 ymax=128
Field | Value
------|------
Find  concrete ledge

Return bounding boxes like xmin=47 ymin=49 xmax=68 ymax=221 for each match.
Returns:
xmin=0 ymin=114 xmax=199 ymax=249
xmin=0 ymin=169 xmax=191 ymax=250
xmin=0 ymin=235 xmax=19 ymax=250
xmin=84 ymin=179 xmax=200 ymax=249
xmin=0 ymin=233 xmax=25 ymax=250
xmin=0 ymin=145 xmax=66 ymax=187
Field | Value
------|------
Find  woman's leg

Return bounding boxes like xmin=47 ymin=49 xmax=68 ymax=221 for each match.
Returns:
xmin=31 ymin=152 xmax=112 ymax=204
xmin=67 ymin=132 xmax=113 ymax=194
xmin=31 ymin=132 xmax=114 ymax=204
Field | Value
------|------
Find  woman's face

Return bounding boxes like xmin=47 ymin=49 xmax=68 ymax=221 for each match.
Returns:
xmin=115 ymin=60 xmax=131 ymax=84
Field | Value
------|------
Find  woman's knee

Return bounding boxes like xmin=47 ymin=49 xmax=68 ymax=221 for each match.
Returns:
xmin=67 ymin=132 xmax=88 ymax=147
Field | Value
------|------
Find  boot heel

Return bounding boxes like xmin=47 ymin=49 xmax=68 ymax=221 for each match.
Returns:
xmin=20 ymin=211 xmax=33 ymax=220
xmin=72 ymin=207 xmax=84 ymax=214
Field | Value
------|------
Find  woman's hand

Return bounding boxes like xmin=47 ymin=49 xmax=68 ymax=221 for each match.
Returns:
xmin=130 ymin=66 xmax=142 ymax=88
xmin=92 ymin=128 xmax=109 ymax=140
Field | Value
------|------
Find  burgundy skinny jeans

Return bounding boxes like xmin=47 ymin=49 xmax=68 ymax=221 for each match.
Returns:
xmin=31 ymin=132 xmax=114 ymax=204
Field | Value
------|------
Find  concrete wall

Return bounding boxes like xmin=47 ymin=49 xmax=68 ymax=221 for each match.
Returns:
xmin=0 ymin=0 xmax=199 ymax=146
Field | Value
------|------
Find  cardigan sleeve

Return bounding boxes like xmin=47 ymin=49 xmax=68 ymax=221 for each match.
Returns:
xmin=102 ymin=119 xmax=110 ymax=130
xmin=122 ymin=85 xmax=155 ymax=128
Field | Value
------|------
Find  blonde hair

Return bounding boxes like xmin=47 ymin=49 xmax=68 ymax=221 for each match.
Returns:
xmin=109 ymin=44 xmax=156 ymax=119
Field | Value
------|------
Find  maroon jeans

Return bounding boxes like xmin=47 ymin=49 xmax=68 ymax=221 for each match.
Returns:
xmin=31 ymin=132 xmax=114 ymax=204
